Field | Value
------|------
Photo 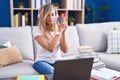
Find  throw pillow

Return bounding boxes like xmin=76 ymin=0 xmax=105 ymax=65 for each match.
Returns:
xmin=0 ymin=45 xmax=23 ymax=67
xmin=3 ymin=41 xmax=12 ymax=47
xmin=0 ymin=41 xmax=12 ymax=48
xmin=107 ymin=29 xmax=120 ymax=53
xmin=0 ymin=45 xmax=7 ymax=49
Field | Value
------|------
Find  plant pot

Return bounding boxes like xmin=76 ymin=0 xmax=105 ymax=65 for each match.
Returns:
xmin=19 ymin=6 xmax=24 ymax=8
xmin=70 ymin=22 xmax=74 ymax=26
xmin=55 ymin=6 xmax=59 ymax=9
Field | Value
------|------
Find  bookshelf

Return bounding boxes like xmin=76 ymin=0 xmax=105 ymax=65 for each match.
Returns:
xmin=10 ymin=0 xmax=84 ymax=27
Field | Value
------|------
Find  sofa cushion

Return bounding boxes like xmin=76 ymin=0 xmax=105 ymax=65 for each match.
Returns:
xmin=0 ymin=60 xmax=38 ymax=79
xmin=32 ymin=26 xmax=41 ymax=59
xmin=76 ymin=22 xmax=120 ymax=52
xmin=0 ymin=27 xmax=34 ymax=60
xmin=107 ymin=29 xmax=120 ymax=53
xmin=98 ymin=52 xmax=120 ymax=71
xmin=0 ymin=45 xmax=23 ymax=67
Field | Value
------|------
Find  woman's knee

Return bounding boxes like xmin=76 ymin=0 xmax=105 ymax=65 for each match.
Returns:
xmin=33 ymin=61 xmax=54 ymax=74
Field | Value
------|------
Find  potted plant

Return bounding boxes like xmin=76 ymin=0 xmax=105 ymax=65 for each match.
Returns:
xmin=85 ymin=2 xmax=109 ymax=23
xmin=53 ymin=2 xmax=59 ymax=8
xmin=18 ymin=1 xmax=24 ymax=8
xmin=68 ymin=16 xmax=75 ymax=26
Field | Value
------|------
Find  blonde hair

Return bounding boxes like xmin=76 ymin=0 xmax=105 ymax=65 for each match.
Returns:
xmin=38 ymin=4 xmax=58 ymax=41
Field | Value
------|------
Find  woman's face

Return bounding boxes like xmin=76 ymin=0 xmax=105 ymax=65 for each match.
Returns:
xmin=46 ymin=8 xmax=56 ymax=25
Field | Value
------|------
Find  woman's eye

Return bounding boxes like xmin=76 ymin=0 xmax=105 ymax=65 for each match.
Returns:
xmin=47 ymin=13 xmax=55 ymax=17
xmin=47 ymin=14 xmax=50 ymax=17
xmin=52 ymin=13 xmax=55 ymax=16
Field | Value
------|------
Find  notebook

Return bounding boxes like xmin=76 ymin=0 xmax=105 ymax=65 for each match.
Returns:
xmin=53 ymin=58 xmax=94 ymax=80
xmin=16 ymin=75 xmax=45 ymax=80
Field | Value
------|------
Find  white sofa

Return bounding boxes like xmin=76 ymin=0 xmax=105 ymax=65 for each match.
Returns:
xmin=0 ymin=22 xmax=120 ymax=79
xmin=0 ymin=26 xmax=80 ymax=79
xmin=76 ymin=22 xmax=120 ymax=71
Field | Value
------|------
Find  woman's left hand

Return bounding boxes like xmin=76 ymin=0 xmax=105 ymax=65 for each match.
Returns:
xmin=58 ymin=16 xmax=68 ymax=33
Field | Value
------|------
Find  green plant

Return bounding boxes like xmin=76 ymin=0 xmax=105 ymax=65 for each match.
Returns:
xmin=85 ymin=3 xmax=109 ymax=23
xmin=68 ymin=17 xmax=75 ymax=22
xmin=18 ymin=1 xmax=24 ymax=7
xmin=53 ymin=2 xmax=59 ymax=7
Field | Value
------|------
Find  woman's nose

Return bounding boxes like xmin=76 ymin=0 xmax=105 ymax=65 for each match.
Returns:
xmin=49 ymin=15 xmax=52 ymax=19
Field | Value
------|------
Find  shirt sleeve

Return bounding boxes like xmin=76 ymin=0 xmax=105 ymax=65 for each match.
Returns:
xmin=32 ymin=26 xmax=42 ymax=39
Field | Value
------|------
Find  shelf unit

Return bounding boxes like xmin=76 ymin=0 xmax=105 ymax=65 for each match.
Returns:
xmin=10 ymin=0 xmax=84 ymax=27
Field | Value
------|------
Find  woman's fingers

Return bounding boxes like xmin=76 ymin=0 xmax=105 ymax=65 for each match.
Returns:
xmin=61 ymin=16 xmax=67 ymax=23
xmin=60 ymin=16 xmax=67 ymax=27
xmin=58 ymin=13 xmax=67 ymax=32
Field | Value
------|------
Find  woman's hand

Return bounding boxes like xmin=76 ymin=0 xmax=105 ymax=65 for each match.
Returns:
xmin=58 ymin=16 xmax=68 ymax=33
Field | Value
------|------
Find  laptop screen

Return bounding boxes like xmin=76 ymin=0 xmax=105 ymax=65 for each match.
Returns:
xmin=53 ymin=58 xmax=94 ymax=80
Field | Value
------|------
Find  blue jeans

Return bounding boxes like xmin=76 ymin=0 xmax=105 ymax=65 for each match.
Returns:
xmin=33 ymin=61 xmax=54 ymax=74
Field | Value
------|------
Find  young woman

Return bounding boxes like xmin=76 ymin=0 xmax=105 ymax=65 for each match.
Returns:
xmin=33 ymin=4 xmax=68 ymax=74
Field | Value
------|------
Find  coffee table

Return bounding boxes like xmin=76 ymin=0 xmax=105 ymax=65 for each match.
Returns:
xmin=1 ymin=75 xmax=99 ymax=80
xmin=2 ymin=75 xmax=120 ymax=80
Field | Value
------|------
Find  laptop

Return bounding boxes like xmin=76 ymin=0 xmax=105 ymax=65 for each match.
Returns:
xmin=53 ymin=58 xmax=94 ymax=80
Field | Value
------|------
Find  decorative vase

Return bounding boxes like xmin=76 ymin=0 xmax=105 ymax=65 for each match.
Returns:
xmin=19 ymin=6 xmax=24 ymax=8
xmin=55 ymin=6 xmax=59 ymax=9
xmin=70 ymin=22 xmax=74 ymax=26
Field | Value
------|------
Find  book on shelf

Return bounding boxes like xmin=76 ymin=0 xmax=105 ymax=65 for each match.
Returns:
xmin=13 ymin=14 xmax=19 ymax=27
xmin=36 ymin=0 xmax=41 ymax=9
xmin=67 ymin=0 xmax=73 ymax=9
xmin=13 ymin=15 xmax=16 ymax=27
xmin=15 ymin=14 xmax=19 ymax=27
xmin=32 ymin=0 xmax=51 ymax=9
xmin=67 ymin=0 xmax=81 ymax=9
xmin=13 ymin=12 xmax=28 ymax=27
xmin=73 ymin=0 xmax=77 ymax=9
xmin=91 ymin=68 xmax=120 ymax=80
xmin=77 ymin=0 xmax=82 ymax=9
xmin=17 ymin=75 xmax=46 ymax=80
xmin=18 ymin=12 xmax=21 ymax=26
xmin=22 ymin=15 xmax=25 ymax=26
xmin=24 ymin=12 xmax=28 ymax=25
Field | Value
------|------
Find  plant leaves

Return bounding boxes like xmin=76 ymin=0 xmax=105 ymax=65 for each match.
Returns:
xmin=98 ymin=5 xmax=109 ymax=12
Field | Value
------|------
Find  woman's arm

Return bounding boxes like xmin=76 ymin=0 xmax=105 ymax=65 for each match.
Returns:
xmin=34 ymin=34 xmax=61 ymax=52
xmin=59 ymin=16 xmax=68 ymax=53
xmin=60 ymin=27 xmax=68 ymax=53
